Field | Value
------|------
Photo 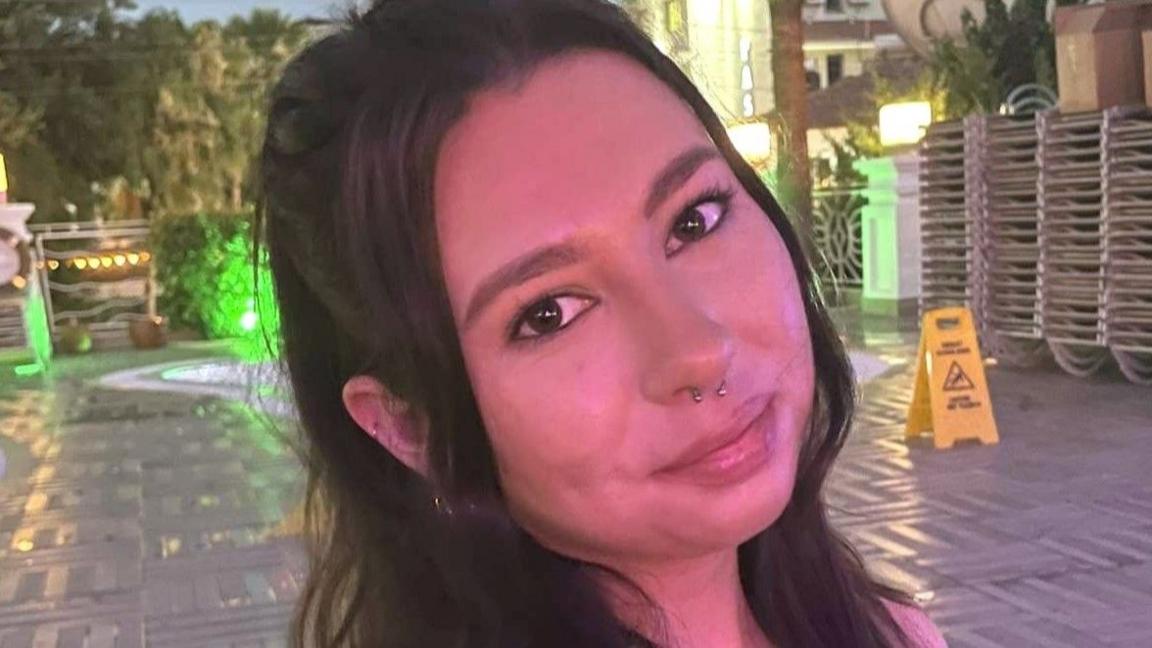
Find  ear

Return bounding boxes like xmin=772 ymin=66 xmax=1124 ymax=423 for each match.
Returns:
xmin=342 ymin=375 xmax=428 ymax=476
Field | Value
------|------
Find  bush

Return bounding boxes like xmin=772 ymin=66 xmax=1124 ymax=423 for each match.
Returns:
xmin=151 ymin=211 xmax=279 ymax=354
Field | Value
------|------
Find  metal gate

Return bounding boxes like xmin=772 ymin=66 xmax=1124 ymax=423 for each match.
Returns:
xmin=30 ymin=220 xmax=154 ymax=348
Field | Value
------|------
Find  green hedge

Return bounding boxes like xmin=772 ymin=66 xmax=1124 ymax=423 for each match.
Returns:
xmin=151 ymin=211 xmax=279 ymax=354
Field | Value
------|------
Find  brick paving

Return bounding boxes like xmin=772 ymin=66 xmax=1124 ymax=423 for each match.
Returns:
xmin=0 ymin=346 xmax=306 ymax=648
xmin=834 ymin=309 xmax=1152 ymax=647
xmin=0 ymin=313 xmax=1149 ymax=647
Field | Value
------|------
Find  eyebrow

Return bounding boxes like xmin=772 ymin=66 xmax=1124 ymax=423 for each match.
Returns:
xmin=461 ymin=144 xmax=722 ymax=330
xmin=642 ymin=145 xmax=722 ymax=219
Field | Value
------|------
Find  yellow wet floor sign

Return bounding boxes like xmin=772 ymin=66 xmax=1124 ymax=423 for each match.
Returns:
xmin=905 ymin=307 xmax=1000 ymax=449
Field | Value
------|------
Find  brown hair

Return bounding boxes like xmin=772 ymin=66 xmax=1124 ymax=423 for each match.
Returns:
xmin=257 ymin=0 xmax=911 ymax=645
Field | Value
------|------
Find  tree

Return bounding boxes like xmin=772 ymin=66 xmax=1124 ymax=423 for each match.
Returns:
xmin=0 ymin=92 xmax=42 ymax=151
xmin=144 ymin=13 xmax=308 ymax=215
xmin=0 ymin=0 xmax=138 ymax=219
xmin=768 ymin=0 xmax=812 ymax=245
xmin=0 ymin=3 xmax=307 ymax=220
xmin=929 ymin=0 xmax=1091 ymax=119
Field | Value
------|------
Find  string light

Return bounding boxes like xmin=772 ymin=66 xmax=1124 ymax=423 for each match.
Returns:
xmin=59 ymin=251 xmax=152 ymax=271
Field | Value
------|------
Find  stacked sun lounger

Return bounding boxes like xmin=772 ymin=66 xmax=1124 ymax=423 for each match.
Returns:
xmin=1102 ymin=108 xmax=1152 ymax=384
xmin=971 ymin=114 xmax=1048 ymax=367
xmin=1037 ymin=110 xmax=1110 ymax=377
xmin=919 ymin=120 xmax=972 ymax=313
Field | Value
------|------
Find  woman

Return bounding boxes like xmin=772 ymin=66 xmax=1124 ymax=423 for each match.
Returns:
xmin=258 ymin=0 xmax=946 ymax=646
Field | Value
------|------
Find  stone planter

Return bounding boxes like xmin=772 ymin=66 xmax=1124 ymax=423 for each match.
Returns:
xmin=128 ymin=317 xmax=167 ymax=350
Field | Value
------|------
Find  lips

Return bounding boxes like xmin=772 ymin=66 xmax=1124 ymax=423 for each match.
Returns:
xmin=654 ymin=394 xmax=776 ymax=484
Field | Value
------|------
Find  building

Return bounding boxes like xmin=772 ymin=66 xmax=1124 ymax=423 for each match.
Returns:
xmin=803 ymin=0 xmax=905 ymax=91
xmin=627 ymin=0 xmax=775 ymax=123
xmin=803 ymin=0 xmax=915 ymax=161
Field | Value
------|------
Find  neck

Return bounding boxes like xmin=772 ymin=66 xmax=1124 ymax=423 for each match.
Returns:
xmin=596 ymin=549 xmax=771 ymax=648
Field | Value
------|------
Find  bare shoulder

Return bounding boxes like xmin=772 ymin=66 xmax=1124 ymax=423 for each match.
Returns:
xmin=882 ymin=600 xmax=948 ymax=648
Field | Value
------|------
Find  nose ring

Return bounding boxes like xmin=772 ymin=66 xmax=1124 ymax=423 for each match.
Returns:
xmin=689 ymin=379 xmax=728 ymax=404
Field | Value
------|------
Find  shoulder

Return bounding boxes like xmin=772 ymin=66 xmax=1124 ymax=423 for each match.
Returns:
xmin=882 ymin=600 xmax=948 ymax=648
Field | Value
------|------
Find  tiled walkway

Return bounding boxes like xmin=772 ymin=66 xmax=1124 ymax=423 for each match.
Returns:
xmin=0 ymin=315 xmax=1149 ymax=647
xmin=0 ymin=347 xmax=306 ymax=648
xmin=834 ymin=310 xmax=1152 ymax=647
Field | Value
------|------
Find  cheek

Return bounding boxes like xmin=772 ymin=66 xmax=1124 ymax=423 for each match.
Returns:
xmin=460 ymin=341 xmax=630 ymax=511
xmin=464 ymin=354 xmax=647 ymax=559
xmin=722 ymin=212 xmax=813 ymax=355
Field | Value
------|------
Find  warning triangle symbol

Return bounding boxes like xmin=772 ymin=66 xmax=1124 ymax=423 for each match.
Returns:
xmin=942 ymin=361 xmax=975 ymax=392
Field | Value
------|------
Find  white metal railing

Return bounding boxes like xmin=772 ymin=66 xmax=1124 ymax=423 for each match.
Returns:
xmin=811 ymin=186 xmax=865 ymax=292
xmin=30 ymin=220 xmax=153 ymax=345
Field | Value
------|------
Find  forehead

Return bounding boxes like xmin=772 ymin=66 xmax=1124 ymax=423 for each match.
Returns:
xmin=434 ymin=51 xmax=715 ymax=306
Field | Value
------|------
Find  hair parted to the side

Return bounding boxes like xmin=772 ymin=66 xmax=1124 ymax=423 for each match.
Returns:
xmin=257 ymin=1 xmax=912 ymax=646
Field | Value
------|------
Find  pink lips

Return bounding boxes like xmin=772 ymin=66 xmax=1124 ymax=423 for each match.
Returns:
xmin=654 ymin=395 xmax=776 ymax=487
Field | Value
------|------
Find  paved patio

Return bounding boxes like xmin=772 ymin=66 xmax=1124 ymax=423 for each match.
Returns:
xmin=0 ymin=311 xmax=1149 ymax=647
xmin=0 ymin=345 xmax=306 ymax=648
xmin=833 ymin=309 xmax=1152 ymax=647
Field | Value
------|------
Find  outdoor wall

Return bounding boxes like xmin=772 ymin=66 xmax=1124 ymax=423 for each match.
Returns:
xmin=636 ymin=0 xmax=774 ymax=122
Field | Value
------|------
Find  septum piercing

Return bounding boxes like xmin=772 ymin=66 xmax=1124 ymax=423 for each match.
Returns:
xmin=690 ymin=380 xmax=727 ymax=403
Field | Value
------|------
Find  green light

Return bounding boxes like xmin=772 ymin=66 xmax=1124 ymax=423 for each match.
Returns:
xmin=13 ymin=363 xmax=41 ymax=377
xmin=153 ymin=212 xmax=280 ymax=358
xmin=24 ymin=279 xmax=53 ymax=367
xmin=240 ymin=310 xmax=258 ymax=332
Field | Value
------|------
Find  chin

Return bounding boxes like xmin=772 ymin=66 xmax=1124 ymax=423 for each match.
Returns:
xmin=714 ymin=460 xmax=800 ymax=542
xmin=646 ymin=453 xmax=801 ymax=557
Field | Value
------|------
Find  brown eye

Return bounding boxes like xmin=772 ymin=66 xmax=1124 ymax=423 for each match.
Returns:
xmin=512 ymin=295 xmax=597 ymax=340
xmin=666 ymin=200 xmax=727 ymax=255
xmin=525 ymin=298 xmax=562 ymax=334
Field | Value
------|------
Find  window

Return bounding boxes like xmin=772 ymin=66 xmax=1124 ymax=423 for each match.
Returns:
xmin=806 ymin=70 xmax=822 ymax=91
xmin=826 ymin=0 xmax=844 ymax=13
xmin=827 ymin=54 xmax=844 ymax=86
xmin=805 ymin=58 xmax=822 ymax=90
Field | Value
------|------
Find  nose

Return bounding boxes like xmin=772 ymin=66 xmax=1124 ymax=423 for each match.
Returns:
xmin=632 ymin=282 xmax=735 ymax=406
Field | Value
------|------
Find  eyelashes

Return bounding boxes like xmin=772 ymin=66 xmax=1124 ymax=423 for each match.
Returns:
xmin=509 ymin=294 xmax=599 ymax=342
xmin=665 ymin=185 xmax=734 ymax=256
xmin=506 ymin=184 xmax=736 ymax=345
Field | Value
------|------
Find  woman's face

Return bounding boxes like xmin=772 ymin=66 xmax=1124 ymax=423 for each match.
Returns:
xmin=435 ymin=52 xmax=815 ymax=568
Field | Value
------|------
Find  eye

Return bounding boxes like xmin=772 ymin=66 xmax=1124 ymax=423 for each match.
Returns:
xmin=665 ymin=195 xmax=730 ymax=256
xmin=511 ymin=294 xmax=597 ymax=341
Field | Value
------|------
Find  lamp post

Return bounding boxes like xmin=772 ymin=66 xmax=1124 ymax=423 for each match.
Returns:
xmin=879 ymin=101 xmax=933 ymax=149
xmin=854 ymin=101 xmax=932 ymax=316
xmin=726 ymin=120 xmax=774 ymax=175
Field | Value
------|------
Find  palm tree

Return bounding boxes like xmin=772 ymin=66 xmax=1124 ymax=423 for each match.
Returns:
xmin=769 ymin=0 xmax=813 ymax=245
